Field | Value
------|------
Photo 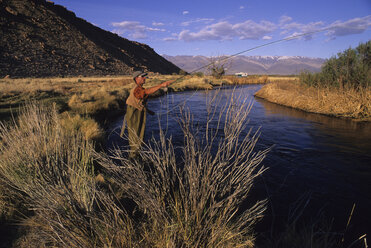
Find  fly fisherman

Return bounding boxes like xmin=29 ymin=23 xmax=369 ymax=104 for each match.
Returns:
xmin=120 ymin=71 xmax=175 ymax=158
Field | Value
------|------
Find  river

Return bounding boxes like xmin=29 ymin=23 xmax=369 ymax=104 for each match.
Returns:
xmin=107 ymin=84 xmax=371 ymax=244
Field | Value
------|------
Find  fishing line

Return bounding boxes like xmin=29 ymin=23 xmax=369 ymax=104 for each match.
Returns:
xmin=154 ymin=27 xmax=332 ymax=116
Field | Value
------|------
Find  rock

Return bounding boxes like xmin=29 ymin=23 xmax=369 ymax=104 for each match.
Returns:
xmin=5 ymin=7 xmax=18 ymax=16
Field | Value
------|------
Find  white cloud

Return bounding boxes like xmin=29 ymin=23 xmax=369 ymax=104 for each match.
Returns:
xmin=239 ymin=6 xmax=245 ymax=10
xmin=163 ymin=37 xmax=178 ymax=41
xmin=234 ymin=20 xmax=276 ymax=40
xmin=178 ymin=20 xmax=276 ymax=42
xmin=326 ymin=15 xmax=371 ymax=38
xmin=181 ymin=18 xmax=215 ymax=27
xmin=279 ymin=15 xmax=293 ymax=25
xmin=263 ymin=35 xmax=272 ymax=40
xmin=280 ymin=15 xmax=371 ymax=41
xmin=111 ymin=20 xmax=165 ymax=39
xmin=152 ymin=22 xmax=165 ymax=26
xmin=280 ymin=21 xmax=325 ymax=40
xmin=183 ymin=11 xmax=189 ymax=15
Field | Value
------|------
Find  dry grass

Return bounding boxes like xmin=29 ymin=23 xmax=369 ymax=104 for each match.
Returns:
xmin=0 ymin=76 xmax=133 ymax=95
xmin=170 ymin=76 xmax=213 ymax=91
xmin=0 ymin=74 xmax=276 ymax=122
xmin=255 ymin=80 xmax=371 ymax=120
xmin=59 ymin=112 xmax=104 ymax=141
xmin=224 ymin=75 xmax=269 ymax=85
xmin=100 ymin=90 xmax=269 ymax=247
xmin=0 ymin=103 xmax=136 ymax=247
xmin=0 ymin=93 xmax=268 ymax=247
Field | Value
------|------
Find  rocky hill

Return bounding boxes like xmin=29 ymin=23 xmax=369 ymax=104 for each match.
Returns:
xmin=163 ymin=55 xmax=326 ymax=75
xmin=0 ymin=0 xmax=181 ymax=77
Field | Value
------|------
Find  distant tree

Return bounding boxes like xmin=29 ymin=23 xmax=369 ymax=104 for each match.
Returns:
xmin=207 ymin=56 xmax=231 ymax=79
xmin=300 ymin=40 xmax=370 ymax=89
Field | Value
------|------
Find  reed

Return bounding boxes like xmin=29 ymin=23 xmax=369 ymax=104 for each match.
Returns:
xmin=255 ymin=80 xmax=371 ymax=120
xmin=224 ymin=75 xmax=269 ymax=85
xmin=0 ymin=91 xmax=268 ymax=247
xmin=99 ymin=89 xmax=269 ymax=247
xmin=0 ymin=103 xmax=136 ymax=247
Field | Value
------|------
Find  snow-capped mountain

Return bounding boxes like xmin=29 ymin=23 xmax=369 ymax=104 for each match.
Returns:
xmin=162 ymin=55 xmax=326 ymax=75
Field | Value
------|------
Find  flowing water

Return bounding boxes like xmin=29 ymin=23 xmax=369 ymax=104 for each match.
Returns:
xmin=108 ymin=84 xmax=371 ymax=243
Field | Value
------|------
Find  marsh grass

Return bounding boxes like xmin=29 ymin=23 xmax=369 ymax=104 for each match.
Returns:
xmin=0 ymin=91 xmax=268 ymax=247
xmin=0 ymin=103 xmax=136 ymax=247
xmin=225 ymin=75 xmax=269 ymax=85
xmin=255 ymin=80 xmax=371 ymax=120
xmin=59 ymin=112 xmax=104 ymax=141
xmin=101 ymin=90 xmax=269 ymax=247
xmin=170 ymin=76 xmax=213 ymax=91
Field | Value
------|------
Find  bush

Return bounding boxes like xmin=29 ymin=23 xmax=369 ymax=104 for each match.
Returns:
xmin=0 ymin=93 xmax=268 ymax=247
xmin=0 ymin=103 xmax=134 ymax=247
xmin=300 ymin=40 xmax=371 ymax=89
xmin=100 ymin=90 xmax=268 ymax=247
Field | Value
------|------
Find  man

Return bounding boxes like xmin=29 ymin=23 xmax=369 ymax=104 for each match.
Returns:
xmin=120 ymin=71 xmax=175 ymax=157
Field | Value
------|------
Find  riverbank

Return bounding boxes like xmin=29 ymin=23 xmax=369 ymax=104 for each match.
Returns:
xmin=255 ymin=80 xmax=371 ymax=121
xmin=1 ymin=78 xmax=368 ymax=247
xmin=0 ymin=88 xmax=268 ymax=247
xmin=0 ymin=74 xmax=272 ymax=141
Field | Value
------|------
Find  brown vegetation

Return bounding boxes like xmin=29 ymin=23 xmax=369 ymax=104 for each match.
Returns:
xmin=254 ymin=80 xmax=371 ymax=120
xmin=0 ymin=92 xmax=268 ymax=247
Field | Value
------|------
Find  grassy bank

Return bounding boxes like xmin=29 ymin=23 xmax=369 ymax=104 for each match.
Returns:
xmin=255 ymin=41 xmax=371 ymax=121
xmin=0 ymin=75 xmax=362 ymax=247
xmin=255 ymin=80 xmax=371 ymax=120
xmin=0 ymin=74 xmax=272 ymax=140
xmin=0 ymin=93 xmax=268 ymax=247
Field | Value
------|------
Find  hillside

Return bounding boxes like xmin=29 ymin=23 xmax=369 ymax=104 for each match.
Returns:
xmin=163 ymin=55 xmax=325 ymax=75
xmin=0 ymin=0 xmax=180 ymax=77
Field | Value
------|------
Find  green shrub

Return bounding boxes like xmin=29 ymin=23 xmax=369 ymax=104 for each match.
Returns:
xmin=300 ymin=40 xmax=370 ymax=89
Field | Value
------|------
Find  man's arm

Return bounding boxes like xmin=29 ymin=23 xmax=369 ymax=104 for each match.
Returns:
xmin=144 ymin=80 xmax=175 ymax=95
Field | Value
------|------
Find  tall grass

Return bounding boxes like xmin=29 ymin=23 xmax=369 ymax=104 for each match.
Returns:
xmin=255 ymin=80 xmax=371 ymax=119
xmin=99 ymin=90 xmax=269 ymax=247
xmin=225 ymin=75 xmax=269 ymax=85
xmin=0 ymin=103 xmax=135 ymax=247
xmin=0 ymin=91 xmax=268 ymax=247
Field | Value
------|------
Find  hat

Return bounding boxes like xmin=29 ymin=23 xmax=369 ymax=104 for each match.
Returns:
xmin=132 ymin=71 xmax=148 ymax=79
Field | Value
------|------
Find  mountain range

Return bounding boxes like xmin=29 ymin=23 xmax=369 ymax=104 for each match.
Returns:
xmin=0 ymin=0 xmax=325 ymax=78
xmin=0 ymin=0 xmax=180 ymax=78
xmin=163 ymin=55 xmax=326 ymax=75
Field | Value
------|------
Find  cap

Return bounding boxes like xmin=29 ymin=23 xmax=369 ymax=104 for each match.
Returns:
xmin=132 ymin=71 xmax=148 ymax=79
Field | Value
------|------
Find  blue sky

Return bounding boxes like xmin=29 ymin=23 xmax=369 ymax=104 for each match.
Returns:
xmin=52 ymin=0 xmax=371 ymax=58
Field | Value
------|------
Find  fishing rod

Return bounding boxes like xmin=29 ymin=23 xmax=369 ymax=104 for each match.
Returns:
xmin=155 ymin=27 xmax=332 ymax=116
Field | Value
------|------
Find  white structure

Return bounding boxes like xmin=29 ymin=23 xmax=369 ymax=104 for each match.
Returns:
xmin=235 ymin=72 xmax=248 ymax=77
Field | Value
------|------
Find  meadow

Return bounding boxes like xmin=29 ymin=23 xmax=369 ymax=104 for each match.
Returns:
xmin=0 ymin=74 xmax=273 ymax=141
xmin=0 ymin=86 xmax=269 ymax=247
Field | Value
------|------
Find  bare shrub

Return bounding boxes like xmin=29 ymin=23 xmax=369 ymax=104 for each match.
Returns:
xmin=0 ymin=103 xmax=135 ymax=247
xmin=208 ymin=56 xmax=231 ymax=79
xmin=59 ymin=112 xmax=104 ymax=141
xmin=0 ymin=91 xmax=268 ymax=247
xmin=99 ymin=89 xmax=268 ymax=247
xmin=68 ymin=87 xmax=120 ymax=115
